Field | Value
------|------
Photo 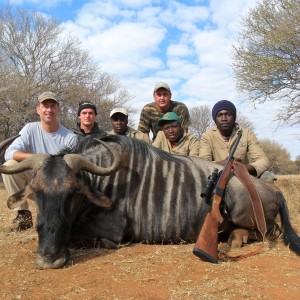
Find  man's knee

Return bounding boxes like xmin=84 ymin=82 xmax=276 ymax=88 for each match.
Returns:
xmin=2 ymin=160 xmax=28 ymax=196
xmin=259 ymin=171 xmax=277 ymax=183
xmin=4 ymin=159 xmax=19 ymax=167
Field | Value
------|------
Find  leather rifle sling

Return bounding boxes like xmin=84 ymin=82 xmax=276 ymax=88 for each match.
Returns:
xmin=233 ymin=161 xmax=267 ymax=240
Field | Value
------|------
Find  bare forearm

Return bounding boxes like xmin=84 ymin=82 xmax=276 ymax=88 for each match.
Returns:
xmin=12 ymin=151 xmax=33 ymax=162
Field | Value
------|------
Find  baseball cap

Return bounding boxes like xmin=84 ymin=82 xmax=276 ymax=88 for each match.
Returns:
xmin=38 ymin=92 xmax=59 ymax=103
xmin=110 ymin=108 xmax=128 ymax=118
xmin=153 ymin=82 xmax=171 ymax=93
xmin=158 ymin=112 xmax=182 ymax=127
xmin=78 ymin=101 xmax=97 ymax=115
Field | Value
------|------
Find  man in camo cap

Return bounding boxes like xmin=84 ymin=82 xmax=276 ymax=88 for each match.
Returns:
xmin=138 ymin=82 xmax=191 ymax=141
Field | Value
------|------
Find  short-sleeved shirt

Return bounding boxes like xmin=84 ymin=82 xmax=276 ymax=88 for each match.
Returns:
xmin=152 ymin=131 xmax=199 ymax=156
xmin=198 ymin=124 xmax=270 ymax=177
xmin=109 ymin=127 xmax=151 ymax=144
xmin=138 ymin=100 xmax=191 ymax=140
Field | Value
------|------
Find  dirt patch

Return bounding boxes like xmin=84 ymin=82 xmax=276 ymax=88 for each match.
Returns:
xmin=1 ymin=176 xmax=300 ymax=299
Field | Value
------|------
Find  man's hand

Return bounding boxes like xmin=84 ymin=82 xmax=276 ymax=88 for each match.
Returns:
xmin=216 ymin=158 xmax=257 ymax=176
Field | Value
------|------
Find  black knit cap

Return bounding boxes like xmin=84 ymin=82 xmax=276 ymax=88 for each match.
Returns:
xmin=78 ymin=101 xmax=97 ymax=116
xmin=212 ymin=100 xmax=236 ymax=121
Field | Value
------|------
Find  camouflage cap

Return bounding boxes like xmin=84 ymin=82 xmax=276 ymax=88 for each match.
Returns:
xmin=153 ymin=82 xmax=171 ymax=93
xmin=110 ymin=107 xmax=128 ymax=118
xmin=158 ymin=112 xmax=182 ymax=127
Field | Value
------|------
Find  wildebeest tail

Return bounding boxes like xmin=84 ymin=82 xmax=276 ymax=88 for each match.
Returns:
xmin=277 ymin=191 xmax=300 ymax=255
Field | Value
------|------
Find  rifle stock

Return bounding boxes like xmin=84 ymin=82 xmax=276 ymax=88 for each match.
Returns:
xmin=193 ymin=130 xmax=242 ymax=263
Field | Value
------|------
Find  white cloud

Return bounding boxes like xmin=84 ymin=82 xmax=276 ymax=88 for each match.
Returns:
xmin=10 ymin=0 xmax=299 ymax=159
xmin=167 ymin=44 xmax=192 ymax=57
xmin=8 ymin=0 xmax=71 ymax=7
xmin=193 ymin=29 xmax=233 ymax=67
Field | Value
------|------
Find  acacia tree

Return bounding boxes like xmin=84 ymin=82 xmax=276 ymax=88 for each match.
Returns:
xmin=232 ymin=0 xmax=300 ymax=125
xmin=236 ymin=111 xmax=255 ymax=133
xmin=259 ymin=138 xmax=297 ymax=174
xmin=189 ymin=105 xmax=212 ymax=138
xmin=0 ymin=6 xmax=132 ymax=138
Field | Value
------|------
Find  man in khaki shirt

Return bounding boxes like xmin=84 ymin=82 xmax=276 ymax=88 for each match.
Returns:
xmin=199 ymin=100 xmax=274 ymax=181
xmin=109 ymin=108 xmax=151 ymax=144
xmin=152 ymin=112 xmax=199 ymax=156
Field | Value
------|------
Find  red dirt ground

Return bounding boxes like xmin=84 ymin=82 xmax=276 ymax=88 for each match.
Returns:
xmin=1 ymin=176 xmax=300 ymax=300
xmin=1 ymin=223 xmax=300 ymax=299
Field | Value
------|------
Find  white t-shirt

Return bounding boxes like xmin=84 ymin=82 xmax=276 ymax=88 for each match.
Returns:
xmin=5 ymin=122 xmax=78 ymax=161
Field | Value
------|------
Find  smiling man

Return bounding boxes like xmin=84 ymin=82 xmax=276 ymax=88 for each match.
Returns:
xmin=152 ymin=112 xmax=199 ymax=156
xmin=138 ymin=82 xmax=191 ymax=141
xmin=3 ymin=92 xmax=77 ymax=231
xmin=73 ymin=101 xmax=105 ymax=139
xmin=198 ymin=100 xmax=274 ymax=180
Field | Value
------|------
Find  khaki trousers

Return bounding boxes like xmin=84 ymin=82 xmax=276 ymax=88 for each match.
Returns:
xmin=2 ymin=160 xmax=33 ymax=210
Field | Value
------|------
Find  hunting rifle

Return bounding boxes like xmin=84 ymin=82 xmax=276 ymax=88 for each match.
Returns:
xmin=193 ymin=130 xmax=242 ymax=263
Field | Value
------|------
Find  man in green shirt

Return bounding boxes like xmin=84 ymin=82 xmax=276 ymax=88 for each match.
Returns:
xmin=138 ymin=82 xmax=191 ymax=141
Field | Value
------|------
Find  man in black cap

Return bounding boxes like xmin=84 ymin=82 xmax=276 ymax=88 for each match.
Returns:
xmin=199 ymin=100 xmax=274 ymax=181
xmin=73 ymin=101 xmax=105 ymax=139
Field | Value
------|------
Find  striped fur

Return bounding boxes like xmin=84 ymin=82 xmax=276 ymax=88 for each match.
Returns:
xmin=6 ymin=134 xmax=299 ymax=269
xmin=71 ymin=135 xmax=216 ymax=243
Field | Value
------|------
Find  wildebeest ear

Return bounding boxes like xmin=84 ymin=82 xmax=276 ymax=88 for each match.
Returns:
xmin=89 ymin=191 xmax=113 ymax=207
xmin=78 ymin=183 xmax=112 ymax=208
xmin=7 ymin=185 xmax=34 ymax=209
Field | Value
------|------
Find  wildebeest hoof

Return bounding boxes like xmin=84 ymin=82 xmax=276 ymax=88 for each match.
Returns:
xmin=228 ymin=229 xmax=249 ymax=248
xmin=100 ymin=238 xmax=118 ymax=249
xmin=268 ymin=223 xmax=281 ymax=241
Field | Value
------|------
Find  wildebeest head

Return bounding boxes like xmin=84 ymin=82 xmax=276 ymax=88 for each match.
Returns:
xmin=0 ymin=136 xmax=121 ymax=269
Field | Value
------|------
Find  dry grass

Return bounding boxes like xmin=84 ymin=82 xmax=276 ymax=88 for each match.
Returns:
xmin=275 ymin=175 xmax=300 ymax=225
xmin=0 ymin=176 xmax=300 ymax=299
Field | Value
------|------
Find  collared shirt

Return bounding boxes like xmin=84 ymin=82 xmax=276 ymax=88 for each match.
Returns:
xmin=73 ymin=122 xmax=106 ymax=139
xmin=138 ymin=100 xmax=191 ymax=140
xmin=109 ymin=127 xmax=152 ymax=144
xmin=198 ymin=124 xmax=270 ymax=177
xmin=152 ymin=131 xmax=199 ymax=156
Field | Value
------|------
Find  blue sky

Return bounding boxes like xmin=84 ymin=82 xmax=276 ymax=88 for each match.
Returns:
xmin=3 ymin=0 xmax=300 ymax=159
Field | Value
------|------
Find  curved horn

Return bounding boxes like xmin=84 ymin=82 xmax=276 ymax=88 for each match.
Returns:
xmin=0 ymin=154 xmax=49 ymax=174
xmin=0 ymin=135 xmax=20 ymax=152
xmin=63 ymin=138 xmax=121 ymax=175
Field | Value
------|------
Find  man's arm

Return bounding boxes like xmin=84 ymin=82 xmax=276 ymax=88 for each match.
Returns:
xmin=177 ymin=103 xmax=191 ymax=133
xmin=246 ymin=131 xmax=270 ymax=177
xmin=12 ymin=151 xmax=33 ymax=162
xmin=152 ymin=131 xmax=164 ymax=149
xmin=198 ymin=132 xmax=214 ymax=161
xmin=137 ymin=106 xmax=150 ymax=134
xmin=215 ymin=157 xmax=257 ymax=176
xmin=4 ymin=127 xmax=30 ymax=161
xmin=188 ymin=135 xmax=200 ymax=156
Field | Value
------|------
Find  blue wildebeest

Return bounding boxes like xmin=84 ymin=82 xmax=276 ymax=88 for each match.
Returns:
xmin=0 ymin=135 xmax=299 ymax=269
